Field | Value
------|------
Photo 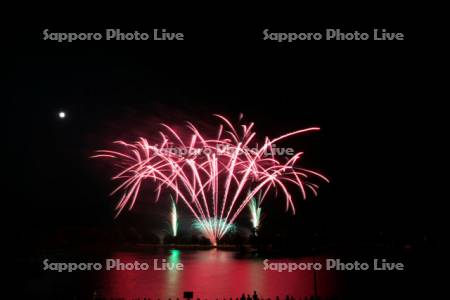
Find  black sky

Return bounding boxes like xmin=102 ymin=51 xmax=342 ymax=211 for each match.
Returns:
xmin=6 ymin=24 xmax=446 ymax=246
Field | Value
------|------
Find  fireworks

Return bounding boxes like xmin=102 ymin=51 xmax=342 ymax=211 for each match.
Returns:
xmin=170 ymin=198 xmax=178 ymax=237
xmin=193 ymin=218 xmax=236 ymax=245
xmin=248 ymin=192 xmax=263 ymax=234
xmin=93 ymin=114 xmax=328 ymax=245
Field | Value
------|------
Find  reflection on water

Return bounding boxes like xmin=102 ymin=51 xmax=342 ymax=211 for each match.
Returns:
xmin=97 ymin=249 xmax=340 ymax=299
xmin=166 ymin=249 xmax=182 ymax=296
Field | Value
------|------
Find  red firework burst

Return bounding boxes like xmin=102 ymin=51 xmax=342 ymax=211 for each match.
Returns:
xmin=93 ymin=114 xmax=328 ymax=245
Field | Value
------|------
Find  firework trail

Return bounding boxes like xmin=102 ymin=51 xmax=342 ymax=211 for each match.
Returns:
xmin=93 ymin=114 xmax=328 ymax=245
xmin=248 ymin=191 xmax=263 ymax=234
xmin=170 ymin=197 xmax=178 ymax=237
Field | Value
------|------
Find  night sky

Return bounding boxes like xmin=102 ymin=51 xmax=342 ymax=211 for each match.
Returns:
xmin=6 ymin=24 xmax=445 ymax=250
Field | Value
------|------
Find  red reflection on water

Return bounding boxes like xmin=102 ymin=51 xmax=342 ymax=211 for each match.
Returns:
xmin=97 ymin=249 xmax=339 ymax=299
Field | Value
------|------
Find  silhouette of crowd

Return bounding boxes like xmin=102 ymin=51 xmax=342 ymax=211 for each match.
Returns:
xmin=94 ymin=291 xmax=328 ymax=300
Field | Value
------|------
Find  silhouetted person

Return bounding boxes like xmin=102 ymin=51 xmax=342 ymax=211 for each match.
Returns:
xmin=241 ymin=294 xmax=246 ymax=300
xmin=247 ymin=295 xmax=251 ymax=300
xmin=252 ymin=291 xmax=258 ymax=300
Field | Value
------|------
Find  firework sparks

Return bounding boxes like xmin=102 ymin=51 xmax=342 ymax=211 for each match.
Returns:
xmin=93 ymin=114 xmax=328 ymax=244
xmin=170 ymin=198 xmax=178 ymax=237
xmin=249 ymin=192 xmax=263 ymax=234
xmin=193 ymin=218 xmax=236 ymax=246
